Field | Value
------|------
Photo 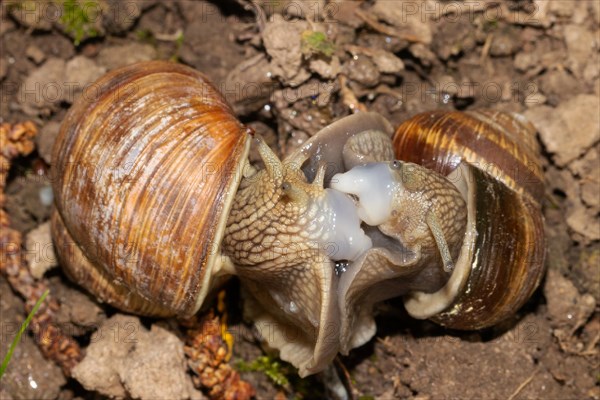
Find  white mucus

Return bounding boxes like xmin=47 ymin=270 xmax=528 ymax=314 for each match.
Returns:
xmin=312 ymin=189 xmax=373 ymax=261
xmin=330 ymin=163 xmax=396 ymax=226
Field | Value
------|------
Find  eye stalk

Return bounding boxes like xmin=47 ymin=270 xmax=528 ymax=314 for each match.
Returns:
xmin=281 ymin=181 xmax=309 ymax=204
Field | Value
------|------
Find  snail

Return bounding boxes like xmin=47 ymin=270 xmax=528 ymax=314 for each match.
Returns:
xmin=51 ymin=61 xmax=546 ymax=377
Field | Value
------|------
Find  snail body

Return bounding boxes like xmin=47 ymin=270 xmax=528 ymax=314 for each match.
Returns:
xmin=393 ymin=110 xmax=546 ymax=330
xmin=51 ymin=61 xmax=546 ymax=377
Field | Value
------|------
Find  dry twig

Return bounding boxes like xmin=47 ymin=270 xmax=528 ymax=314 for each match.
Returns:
xmin=507 ymin=368 xmax=539 ymax=400
xmin=0 ymin=122 xmax=83 ymax=375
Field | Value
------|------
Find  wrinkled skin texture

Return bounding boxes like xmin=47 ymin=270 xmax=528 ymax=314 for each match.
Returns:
xmin=223 ymin=119 xmax=468 ymax=376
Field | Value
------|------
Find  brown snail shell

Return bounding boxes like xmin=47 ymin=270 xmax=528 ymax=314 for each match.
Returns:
xmin=50 ymin=59 xmax=548 ymax=376
xmin=393 ymin=110 xmax=546 ymax=329
xmin=392 ymin=110 xmax=545 ymax=202
xmin=51 ymin=61 xmax=250 ymax=317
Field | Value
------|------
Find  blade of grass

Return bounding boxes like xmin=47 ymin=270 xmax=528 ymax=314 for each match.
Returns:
xmin=0 ymin=289 xmax=49 ymax=379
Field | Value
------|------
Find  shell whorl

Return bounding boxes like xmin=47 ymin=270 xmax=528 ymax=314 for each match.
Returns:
xmin=393 ymin=110 xmax=547 ymax=330
xmin=52 ymin=61 xmax=250 ymax=316
xmin=392 ymin=110 xmax=545 ymax=204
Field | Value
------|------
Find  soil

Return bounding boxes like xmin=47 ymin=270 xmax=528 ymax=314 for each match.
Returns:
xmin=1 ymin=1 xmax=599 ymax=399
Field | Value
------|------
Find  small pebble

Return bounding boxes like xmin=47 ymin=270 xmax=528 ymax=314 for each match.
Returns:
xmin=26 ymin=45 xmax=46 ymax=64
xmin=25 ymin=221 xmax=57 ymax=279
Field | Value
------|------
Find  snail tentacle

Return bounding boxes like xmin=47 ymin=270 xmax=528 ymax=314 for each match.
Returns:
xmin=255 ymin=135 xmax=284 ymax=184
xmin=312 ymin=162 xmax=327 ymax=188
xmin=224 ymin=138 xmax=373 ymax=376
xmin=426 ymin=211 xmax=455 ymax=273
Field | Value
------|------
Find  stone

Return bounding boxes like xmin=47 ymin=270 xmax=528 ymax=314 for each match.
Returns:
xmin=563 ymin=24 xmax=597 ymax=78
xmin=97 ymin=43 xmax=157 ymax=71
xmin=25 ymin=222 xmax=57 ymax=279
xmin=179 ymin=5 xmax=244 ymax=86
xmin=369 ymin=50 xmax=404 ymax=74
xmin=224 ymin=53 xmax=277 ymax=115
xmin=525 ymin=95 xmax=600 ymax=166
xmin=544 ymin=269 xmax=596 ymax=329
xmin=262 ymin=15 xmax=308 ymax=82
xmin=371 ymin=0 xmax=433 ymax=44
xmin=580 ymin=180 xmax=600 ymax=209
xmin=35 ymin=121 xmax=60 ymax=165
xmin=72 ymin=314 xmax=200 ymax=399
xmin=18 ymin=58 xmax=66 ymax=116
xmin=344 ymin=55 xmax=380 ymax=87
xmin=72 ymin=315 xmax=132 ymax=398
xmin=121 ymin=325 xmax=197 ymax=399
xmin=514 ymin=51 xmax=539 ymax=72
xmin=489 ymin=27 xmax=521 ymax=57
xmin=64 ymin=56 xmax=106 ymax=103
xmin=537 ymin=69 xmax=583 ymax=106
xmin=102 ymin=0 xmax=143 ymax=34
xmin=569 ymin=146 xmax=600 ymax=208
xmin=309 ymin=55 xmax=341 ymax=79
xmin=409 ymin=43 xmax=437 ymax=67
xmin=566 ymin=200 xmax=600 ymax=240
xmin=8 ymin=0 xmax=55 ymax=31
xmin=49 ymin=276 xmax=106 ymax=336
xmin=25 ymin=45 xmax=45 ymax=64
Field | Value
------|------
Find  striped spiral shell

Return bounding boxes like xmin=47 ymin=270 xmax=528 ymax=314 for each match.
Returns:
xmin=394 ymin=110 xmax=546 ymax=329
xmin=51 ymin=61 xmax=250 ymax=317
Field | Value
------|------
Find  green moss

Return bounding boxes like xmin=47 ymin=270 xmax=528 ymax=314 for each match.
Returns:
xmin=237 ymin=354 xmax=330 ymax=397
xmin=136 ymin=29 xmax=155 ymax=43
xmin=237 ymin=355 xmax=290 ymax=387
xmin=175 ymin=31 xmax=185 ymax=48
xmin=169 ymin=31 xmax=185 ymax=62
xmin=301 ymin=30 xmax=335 ymax=58
xmin=59 ymin=0 xmax=100 ymax=46
xmin=483 ymin=18 xmax=499 ymax=32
